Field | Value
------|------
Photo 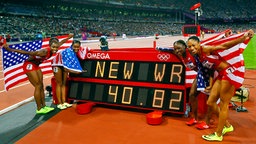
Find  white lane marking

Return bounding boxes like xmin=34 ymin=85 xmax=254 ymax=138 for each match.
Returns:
xmin=0 ymin=97 xmax=34 ymax=116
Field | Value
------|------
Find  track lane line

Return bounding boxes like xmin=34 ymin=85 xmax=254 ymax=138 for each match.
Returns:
xmin=0 ymin=74 xmax=53 ymax=92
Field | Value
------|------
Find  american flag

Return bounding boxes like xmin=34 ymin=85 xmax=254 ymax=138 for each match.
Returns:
xmin=185 ymin=30 xmax=231 ymax=87
xmin=190 ymin=29 xmax=232 ymax=90
xmin=187 ymin=30 xmax=250 ymax=88
xmin=155 ymin=30 xmax=249 ymax=88
xmin=201 ymin=29 xmax=232 ymax=45
xmin=205 ymin=32 xmax=251 ymax=87
xmin=2 ymin=35 xmax=72 ymax=91
xmin=194 ymin=56 xmax=211 ymax=91
xmin=52 ymin=47 xmax=83 ymax=73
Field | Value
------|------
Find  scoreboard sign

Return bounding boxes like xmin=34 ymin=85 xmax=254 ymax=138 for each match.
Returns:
xmin=182 ymin=24 xmax=201 ymax=37
xmin=67 ymin=48 xmax=187 ymax=114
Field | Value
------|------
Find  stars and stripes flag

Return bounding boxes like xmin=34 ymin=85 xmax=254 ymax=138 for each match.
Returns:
xmin=1 ymin=35 xmax=72 ymax=91
xmin=205 ymin=31 xmax=252 ymax=86
xmin=195 ymin=30 xmax=252 ymax=91
xmin=187 ymin=29 xmax=250 ymax=88
xmin=155 ymin=29 xmax=248 ymax=88
xmin=52 ymin=47 xmax=84 ymax=73
xmin=192 ymin=29 xmax=232 ymax=91
xmin=194 ymin=56 xmax=212 ymax=92
xmin=185 ymin=30 xmax=232 ymax=87
xmin=200 ymin=29 xmax=232 ymax=45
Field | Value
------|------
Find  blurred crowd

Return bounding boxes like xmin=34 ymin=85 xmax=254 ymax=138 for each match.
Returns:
xmin=0 ymin=0 xmax=255 ymax=42
xmin=114 ymin=0 xmax=256 ymax=19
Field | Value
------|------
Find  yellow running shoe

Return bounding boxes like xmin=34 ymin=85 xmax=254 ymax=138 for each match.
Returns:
xmin=202 ymin=132 xmax=223 ymax=142
xmin=222 ymin=125 xmax=234 ymax=135
xmin=43 ymin=106 xmax=55 ymax=112
xmin=36 ymin=108 xmax=49 ymax=114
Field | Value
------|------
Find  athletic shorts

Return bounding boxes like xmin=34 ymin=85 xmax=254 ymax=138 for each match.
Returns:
xmin=217 ymin=66 xmax=243 ymax=89
xmin=22 ymin=61 xmax=40 ymax=73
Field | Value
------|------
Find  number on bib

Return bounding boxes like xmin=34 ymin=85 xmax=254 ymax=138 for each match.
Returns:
xmin=26 ymin=64 xmax=33 ymax=70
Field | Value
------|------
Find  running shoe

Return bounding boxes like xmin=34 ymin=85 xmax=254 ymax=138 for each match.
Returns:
xmin=36 ymin=108 xmax=49 ymax=114
xmin=43 ymin=106 xmax=55 ymax=112
xmin=57 ymin=104 xmax=67 ymax=110
xmin=202 ymin=132 xmax=223 ymax=141
xmin=222 ymin=125 xmax=234 ymax=135
xmin=63 ymin=102 xmax=72 ymax=108
xmin=185 ymin=118 xmax=198 ymax=126
xmin=195 ymin=121 xmax=209 ymax=130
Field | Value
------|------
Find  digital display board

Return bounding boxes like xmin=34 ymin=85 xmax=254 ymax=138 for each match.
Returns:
xmin=182 ymin=25 xmax=201 ymax=37
xmin=67 ymin=48 xmax=188 ymax=114
xmin=68 ymin=81 xmax=184 ymax=112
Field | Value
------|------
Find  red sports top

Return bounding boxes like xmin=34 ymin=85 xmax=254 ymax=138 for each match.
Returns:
xmin=27 ymin=47 xmax=52 ymax=65
xmin=182 ymin=49 xmax=197 ymax=71
xmin=199 ymin=46 xmax=223 ymax=70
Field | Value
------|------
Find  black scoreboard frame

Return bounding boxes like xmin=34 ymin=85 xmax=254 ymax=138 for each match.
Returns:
xmin=67 ymin=48 xmax=188 ymax=114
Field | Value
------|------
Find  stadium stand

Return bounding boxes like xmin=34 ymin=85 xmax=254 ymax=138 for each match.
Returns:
xmin=0 ymin=0 xmax=255 ymax=41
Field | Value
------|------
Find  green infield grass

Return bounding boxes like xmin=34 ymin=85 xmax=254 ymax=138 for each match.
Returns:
xmin=243 ymin=34 xmax=256 ymax=69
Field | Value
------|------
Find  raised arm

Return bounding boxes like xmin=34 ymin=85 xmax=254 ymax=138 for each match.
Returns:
xmin=204 ymin=29 xmax=254 ymax=53
xmin=58 ymin=33 xmax=74 ymax=47
xmin=2 ymin=43 xmax=47 ymax=57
